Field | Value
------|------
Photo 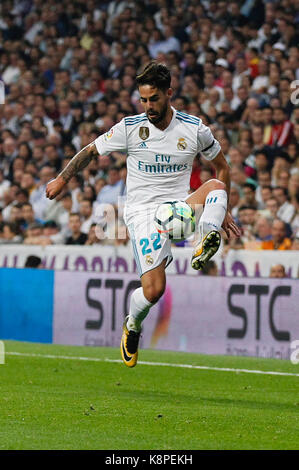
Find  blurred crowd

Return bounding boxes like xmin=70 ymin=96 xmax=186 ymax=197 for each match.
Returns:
xmin=0 ymin=0 xmax=298 ymax=254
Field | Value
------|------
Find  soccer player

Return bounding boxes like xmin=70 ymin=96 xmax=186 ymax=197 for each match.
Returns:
xmin=46 ymin=62 xmax=240 ymax=368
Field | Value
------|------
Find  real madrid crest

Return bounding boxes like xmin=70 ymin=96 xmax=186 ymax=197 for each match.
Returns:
xmin=177 ymin=137 xmax=187 ymax=150
xmin=139 ymin=127 xmax=149 ymax=140
xmin=145 ymin=255 xmax=154 ymax=265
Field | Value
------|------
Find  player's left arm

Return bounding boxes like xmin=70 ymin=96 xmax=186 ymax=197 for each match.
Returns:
xmin=198 ymin=122 xmax=230 ymax=197
xmin=211 ymin=150 xmax=240 ymax=238
xmin=210 ymin=150 xmax=231 ymax=198
xmin=197 ymin=121 xmax=240 ymax=237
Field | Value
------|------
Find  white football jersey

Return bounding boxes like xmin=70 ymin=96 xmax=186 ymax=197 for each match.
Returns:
xmin=94 ymin=107 xmax=221 ymax=221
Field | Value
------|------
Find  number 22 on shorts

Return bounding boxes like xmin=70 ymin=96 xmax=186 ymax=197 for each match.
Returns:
xmin=140 ymin=233 xmax=162 ymax=255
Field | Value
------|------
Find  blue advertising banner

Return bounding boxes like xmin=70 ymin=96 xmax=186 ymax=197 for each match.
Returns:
xmin=0 ymin=268 xmax=54 ymax=343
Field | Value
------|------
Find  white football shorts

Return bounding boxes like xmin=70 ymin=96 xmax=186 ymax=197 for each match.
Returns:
xmin=125 ymin=205 xmax=174 ymax=277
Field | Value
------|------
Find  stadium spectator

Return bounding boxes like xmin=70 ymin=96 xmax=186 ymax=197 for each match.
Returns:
xmin=0 ymin=168 xmax=10 ymax=204
xmin=21 ymin=202 xmax=43 ymax=230
xmin=229 ymin=185 xmax=241 ymax=218
xmin=67 ymin=175 xmax=82 ymax=213
xmin=201 ymin=260 xmax=218 ymax=276
xmin=267 ymin=107 xmax=293 ymax=147
xmin=254 ymin=216 xmax=272 ymax=242
xmin=85 ymin=223 xmax=103 ymax=246
xmin=239 ymin=183 xmax=258 ymax=209
xmin=288 ymin=173 xmax=299 ymax=206
xmin=57 ymin=192 xmax=73 ymax=234
xmin=289 ymin=190 xmax=299 ymax=237
xmin=0 ymin=221 xmax=22 ymax=244
xmin=25 ymin=222 xmax=44 ymax=239
xmin=261 ymin=219 xmax=292 ymax=250
xmin=79 ymin=198 xmax=94 ymax=235
xmin=273 ymin=186 xmax=296 ymax=224
xmin=66 ymin=213 xmax=87 ymax=245
xmin=24 ymin=220 xmax=64 ymax=246
xmin=9 ymin=202 xmax=24 ymax=230
xmin=269 ymin=264 xmax=286 ymax=278
xmin=237 ymin=205 xmax=258 ymax=245
xmin=258 ymin=185 xmax=273 ymax=210
xmin=96 ymin=166 xmax=123 ymax=206
xmin=24 ymin=255 xmax=42 ymax=269
xmin=42 ymin=220 xmax=65 ymax=244
xmin=265 ymin=197 xmax=279 ymax=219
xmin=255 ymin=169 xmax=272 ymax=207
xmin=30 ymin=166 xmax=56 ymax=220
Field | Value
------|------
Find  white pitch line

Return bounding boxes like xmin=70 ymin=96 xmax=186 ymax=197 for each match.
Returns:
xmin=5 ymin=351 xmax=299 ymax=378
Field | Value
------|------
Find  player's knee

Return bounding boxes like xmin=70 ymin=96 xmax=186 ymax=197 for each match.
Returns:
xmin=208 ymin=179 xmax=226 ymax=192
xmin=143 ymin=283 xmax=165 ymax=304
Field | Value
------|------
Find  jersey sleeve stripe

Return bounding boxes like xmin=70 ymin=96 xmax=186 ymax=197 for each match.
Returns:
xmin=124 ymin=117 xmax=146 ymax=121
xmin=176 ymin=116 xmax=199 ymax=125
xmin=124 ymin=119 xmax=147 ymax=123
xmin=125 ymin=119 xmax=148 ymax=126
xmin=176 ymin=111 xmax=199 ymax=121
xmin=124 ymin=114 xmax=146 ymax=121
xmin=176 ymin=111 xmax=200 ymax=124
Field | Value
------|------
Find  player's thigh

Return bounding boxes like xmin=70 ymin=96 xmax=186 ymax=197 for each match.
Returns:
xmin=186 ymin=178 xmax=226 ymax=209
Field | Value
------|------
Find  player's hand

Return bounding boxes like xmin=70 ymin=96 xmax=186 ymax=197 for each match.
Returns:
xmin=46 ymin=175 xmax=66 ymax=200
xmin=222 ymin=211 xmax=241 ymax=239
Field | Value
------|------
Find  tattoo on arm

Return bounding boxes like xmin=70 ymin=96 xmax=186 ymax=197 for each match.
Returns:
xmin=59 ymin=142 xmax=98 ymax=183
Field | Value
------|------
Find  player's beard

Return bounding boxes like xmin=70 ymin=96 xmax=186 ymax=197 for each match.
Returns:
xmin=147 ymin=101 xmax=168 ymax=124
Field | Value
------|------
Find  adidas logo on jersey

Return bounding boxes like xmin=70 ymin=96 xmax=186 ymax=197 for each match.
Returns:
xmin=138 ymin=142 xmax=148 ymax=148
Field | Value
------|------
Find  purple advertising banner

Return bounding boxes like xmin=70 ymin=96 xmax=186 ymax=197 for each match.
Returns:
xmin=53 ymin=272 xmax=299 ymax=359
xmin=1 ymin=245 xmax=298 ymax=278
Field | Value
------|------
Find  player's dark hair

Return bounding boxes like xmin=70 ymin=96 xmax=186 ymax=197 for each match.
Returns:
xmin=136 ymin=61 xmax=171 ymax=91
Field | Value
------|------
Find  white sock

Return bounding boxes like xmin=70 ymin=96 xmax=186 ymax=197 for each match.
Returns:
xmin=199 ymin=189 xmax=227 ymax=235
xmin=127 ymin=287 xmax=154 ymax=332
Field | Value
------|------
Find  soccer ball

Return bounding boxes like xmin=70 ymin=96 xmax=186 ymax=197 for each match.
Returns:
xmin=154 ymin=200 xmax=196 ymax=241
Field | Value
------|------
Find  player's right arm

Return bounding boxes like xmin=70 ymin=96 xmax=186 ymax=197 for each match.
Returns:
xmin=46 ymin=118 xmax=127 ymax=200
xmin=46 ymin=142 xmax=98 ymax=199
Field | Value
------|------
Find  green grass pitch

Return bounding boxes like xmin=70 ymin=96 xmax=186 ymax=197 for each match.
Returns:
xmin=0 ymin=340 xmax=298 ymax=450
